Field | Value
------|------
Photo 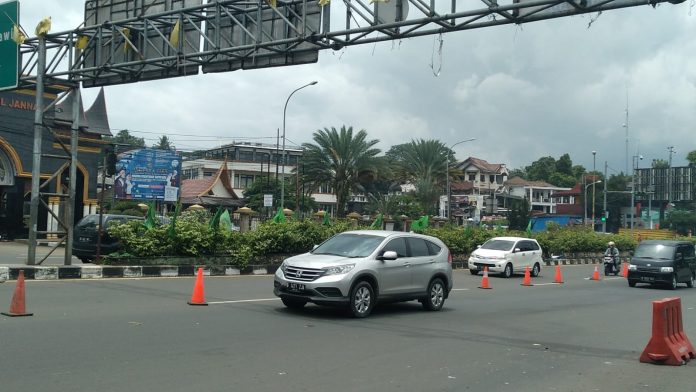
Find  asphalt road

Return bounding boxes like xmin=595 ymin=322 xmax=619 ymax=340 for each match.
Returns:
xmin=1 ymin=266 xmax=694 ymax=392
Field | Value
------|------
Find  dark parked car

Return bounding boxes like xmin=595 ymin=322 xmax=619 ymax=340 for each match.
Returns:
xmin=72 ymin=214 xmax=144 ymax=263
xmin=627 ymin=240 xmax=696 ymax=289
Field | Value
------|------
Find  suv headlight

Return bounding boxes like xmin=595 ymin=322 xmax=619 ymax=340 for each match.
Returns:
xmin=280 ymin=262 xmax=288 ymax=273
xmin=628 ymin=264 xmax=637 ymax=271
xmin=323 ymin=264 xmax=356 ymax=276
xmin=660 ymin=267 xmax=674 ymax=273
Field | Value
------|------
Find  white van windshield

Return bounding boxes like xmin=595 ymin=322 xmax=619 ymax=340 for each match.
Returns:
xmin=634 ymin=244 xmax=675 ymax=260
xmin=481 ymin=240 xmax=515 ymax=251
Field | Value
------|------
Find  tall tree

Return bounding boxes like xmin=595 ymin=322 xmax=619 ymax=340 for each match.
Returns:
xmin=525 ymin=156 xmax=557 ymax=182
xmin=301 ymin=126 xmax=381 ymax=217
xmin=106 ymin=129 xmax=145 ymax=151
xmin=687 ymin=150 xmax=696 ymax=167
xmin=153 ymin=135 xmax=174 ymax=150
xmin=651 ymin=159 xmax=669 ymax=169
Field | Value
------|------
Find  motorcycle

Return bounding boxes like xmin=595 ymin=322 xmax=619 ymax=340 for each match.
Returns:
xmin=603 ymin=255 xmax=620 ymax=276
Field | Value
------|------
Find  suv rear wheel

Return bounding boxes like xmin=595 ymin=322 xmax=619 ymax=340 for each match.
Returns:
xmin=350 ymin=281 xmax=374 ymax=318
xmin=502 ymin=263 xmax=513 ymax=278
xmin=531 ymin=263 xmax=541 ymax=277
xmin=686 ymin=272 xmax=695 ymax=289
xmin=423 ymin=278 xmax=445 ymax=311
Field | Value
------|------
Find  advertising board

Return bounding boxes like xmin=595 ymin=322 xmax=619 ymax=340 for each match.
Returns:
xmin=114 ymin=148 xmax=181 ymax=201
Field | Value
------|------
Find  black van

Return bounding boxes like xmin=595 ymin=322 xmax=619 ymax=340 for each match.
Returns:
xmin=72 ymin=214 xmax=144 ymax=263
xmin=627 ymin=240 xmax=696 ymax=289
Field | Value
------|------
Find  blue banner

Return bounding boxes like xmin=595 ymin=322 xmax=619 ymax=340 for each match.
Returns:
xmin=114 ymin=149 xmax=181 ymax=201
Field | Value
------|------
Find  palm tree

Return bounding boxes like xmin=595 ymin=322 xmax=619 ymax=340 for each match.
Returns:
xmin=387 ymin=139 xmax=453 ymax=214
xmin=301 ymin=126 xmax=381 ymax=217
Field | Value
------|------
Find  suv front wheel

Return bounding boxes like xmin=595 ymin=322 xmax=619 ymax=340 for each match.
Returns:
xmin=422 ymin=278 xmax=446 ymax=311
xmin=350 ymin=281 xmax=375 ymax=318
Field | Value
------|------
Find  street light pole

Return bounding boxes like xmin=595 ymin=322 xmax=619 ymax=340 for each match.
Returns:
xmin=592 ymin=151 xmax=596 ymax=231
xmin=631 ymin=154 xmax=643 ymax=233
xmin=446 ymin=138 xmax=476 ymax=223
xmin=280 ymin=81 xmax=317 ymax=209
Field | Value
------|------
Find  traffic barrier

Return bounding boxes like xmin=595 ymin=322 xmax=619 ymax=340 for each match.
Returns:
xmin=2 ymin=270 xmax=33 ymax=317
xmin=639 ymin=297 xmax=695 ymax=365
xmin=478 ymin=267 xmax=492 ymax=289
xmin=187 ymin=267 xmax=208 ymax=306
xmin=590 ymin=266 xmax=600 ymax=281
xmin=521 ymin=266 xmax=533 ymax=286
xmin=554 ymin=264 xmax=564 ymax=284
xmin=621 ymin=263 xmax=629 ymax=278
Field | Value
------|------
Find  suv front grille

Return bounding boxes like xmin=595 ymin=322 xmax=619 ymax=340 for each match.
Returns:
xmin=284 ymin=266 xmax=324 ymax=282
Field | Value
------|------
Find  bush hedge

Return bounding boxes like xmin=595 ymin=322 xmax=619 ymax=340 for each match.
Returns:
xmin=107 ymin=212 xmax=648 ymax=267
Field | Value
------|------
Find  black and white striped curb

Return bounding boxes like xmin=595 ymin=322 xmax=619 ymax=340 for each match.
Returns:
xmin=0 ymin=265 xmax=280 ymax=281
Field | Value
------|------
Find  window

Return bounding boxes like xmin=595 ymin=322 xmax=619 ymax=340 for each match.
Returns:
xmin=203 ymin=171 xmax=214 ymax=177
xmin=407 ymin=238 xmax=430 ymax=257
xmin=426 ymin=241 xmax=441 ymax=256
xmin=238 ymin=151 xmax=253 ymax=161
xmin=468 ymin=173 xmax=476 ymax=181
xmin=480 ymin=174 xmax=485 ymax=182
xmin=234 ymin=174 xmax=255 ymax=189
xmin=382 ymin=238 xmax=408 ymax=258
xmin=489 ymin=175 xmax=495 ymax=183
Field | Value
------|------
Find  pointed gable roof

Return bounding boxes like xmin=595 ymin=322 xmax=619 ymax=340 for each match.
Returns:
xmin=181 ymin=160 xmax=240 ymax=205
xmin=55 ymin=87 xmax=112 ymax=136
xmin=458 ymin=157 xmax=507 ymax=174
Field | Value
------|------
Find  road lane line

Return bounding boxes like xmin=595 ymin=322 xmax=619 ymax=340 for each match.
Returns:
xmin=208 ymin=298 xmax=280 ymax=304
xmin=532 ymin=282 xmax=562 ymax=286
xmin=451 ymin=288 xmax=470 ymax=291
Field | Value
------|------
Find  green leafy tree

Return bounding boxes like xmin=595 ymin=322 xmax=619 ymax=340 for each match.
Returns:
xmin=525 ymin=156 xmax=557 ymax=182
xmin=301 ymin=126 xmax=381 ymax=217
xmin=687 ymin=150 xmax=696 ymax=167
xmin=153 ymin=135 xmax=174 ymax=150
xmin=664 ymin=210 xmax=696 ymax=235
xmin=555 ymin=153 xmax=573 ymax=176
xmin=651 ymin=159 xmax=669 ymax=169
xmin=548 ymin=172 xmax=577 ymax=187
xmin=106 ymin=129 xmax=145 ymax=151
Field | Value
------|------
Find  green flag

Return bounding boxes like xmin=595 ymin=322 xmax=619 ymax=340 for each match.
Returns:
xmin=322 ymin=211 xmax=331 ymax=226
xmin=464 ymin=224 xmax=473 ymax=238
xmin=220 ymin=209 xmax=232 ymax=231
xmin=272 ymin=207 xmax=286 ymax=224
xmin=411 ymin=215 xmax=429 ymax=232
xmin=369 ymin=213 xmax=383 ymax=229
xmin=168 ymin=201 xmax=181 ymax=239
xmin=209 ymin=207 xmax=223 ymax=231
xmin=525 ymin=219 xmax=533 ymax=235
xmin=143 ymin=202 xmax=157 ymax=230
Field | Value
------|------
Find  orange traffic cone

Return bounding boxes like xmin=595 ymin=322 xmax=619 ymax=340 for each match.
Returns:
xmin=187 ymin=267 xmax=208 ymax=306
xmin=478 ymin=267 xmax=492 ymax=289
xmin=2 ymin=270 xmax=33 ymax=317
xmin=521 ymin=266 xmax=533 ymax=286
xmin=621 ymin=262 xmax=629 ymax=278
xmin=554 ymin=264 xmax=564 ymax=284
xmin=591 ymin=266 xmax=600 ymax=281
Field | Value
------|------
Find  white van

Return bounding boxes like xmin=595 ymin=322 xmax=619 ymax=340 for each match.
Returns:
xmin=468 ymin=237 xmax=544 ymax=278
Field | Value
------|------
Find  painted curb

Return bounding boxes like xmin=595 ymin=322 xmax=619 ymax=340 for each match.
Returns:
xmin=1 ymin=265 xmax=279 ymax=281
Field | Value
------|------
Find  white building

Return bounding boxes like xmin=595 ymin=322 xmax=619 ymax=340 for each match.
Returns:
xmin=503 ymin=177 xmax=571 ymax=214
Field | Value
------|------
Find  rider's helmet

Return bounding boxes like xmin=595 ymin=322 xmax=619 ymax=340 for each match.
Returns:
xmin=608 ymin=241 xmax=615 ymax=247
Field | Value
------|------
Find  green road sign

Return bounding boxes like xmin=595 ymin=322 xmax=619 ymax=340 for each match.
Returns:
xmin=0 ymin=0 xmax=19 ymax=91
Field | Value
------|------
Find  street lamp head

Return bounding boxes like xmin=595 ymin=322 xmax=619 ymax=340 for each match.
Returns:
xmin=309 ymin=81 xmax=318 ymax=85
xmin=592 ymin=150 xmax=596 ymax=155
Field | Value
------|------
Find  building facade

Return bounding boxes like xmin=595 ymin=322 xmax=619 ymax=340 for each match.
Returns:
xmin=0 ymin=88 xmax=111 ymax=240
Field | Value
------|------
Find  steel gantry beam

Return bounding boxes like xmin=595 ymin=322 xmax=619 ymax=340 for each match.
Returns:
xmin=17 ymin=0 xmax=684 ymax=89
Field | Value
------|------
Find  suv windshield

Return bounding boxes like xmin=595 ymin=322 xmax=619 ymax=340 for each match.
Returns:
xmin=481 ymin=240 xmax=515 ymax=251
xmin=634 ymin=244 xmax=675 ymax=260
xmin=312 ymin=234 xmax=384 ymax=258
xmin=76 ymin=215 xmax=100 ymax=228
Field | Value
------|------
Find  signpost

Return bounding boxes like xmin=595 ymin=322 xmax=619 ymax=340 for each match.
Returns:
xmin=0 ymin=0 xmax=19 ymax=91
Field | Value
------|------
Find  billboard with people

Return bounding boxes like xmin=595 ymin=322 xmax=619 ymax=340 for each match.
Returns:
xmin=113 ymin=148 xmax=181 ymax=201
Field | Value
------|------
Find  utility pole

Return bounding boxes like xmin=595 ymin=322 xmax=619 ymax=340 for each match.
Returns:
xmin=602 ymin=161 xmax=607 ymax=233
xmin=667 ymin=146 xmax=675 ymax=205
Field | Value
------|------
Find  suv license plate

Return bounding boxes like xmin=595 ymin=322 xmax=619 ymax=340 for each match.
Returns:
xmin=287 ymin=282 xmax=305 ymax=292
xmin=640 ymin=276 xmax=654 ymax=282
xmin=79 ymin=237 xmax=91 ymax=242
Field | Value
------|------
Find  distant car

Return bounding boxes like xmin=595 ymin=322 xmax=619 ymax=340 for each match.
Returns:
xmin=273 ymin=230 xmax=453 ymax=318
xmin=468 ymin=236 xmax=544 ymax=278
xmin=628 ymin=240 xmax=696 ymax=289
xmin=72 ymin=214 xmax=144 ymax=263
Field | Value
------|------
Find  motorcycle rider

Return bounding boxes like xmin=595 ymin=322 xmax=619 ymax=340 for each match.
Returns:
xmin=604 ymin=241 xmax=620 ymax=273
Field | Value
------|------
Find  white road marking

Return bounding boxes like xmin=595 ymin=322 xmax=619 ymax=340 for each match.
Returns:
xmin=208 ymin=298 xmax=280 ymax=305
xmin=532 ymin=282 xmax=562 ymax=286
xmin=451 ymin=288 xmax=470 ymax=291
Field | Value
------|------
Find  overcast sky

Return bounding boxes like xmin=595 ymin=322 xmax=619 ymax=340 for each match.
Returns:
xmin=16 ymin=0 xmax=696 ymax=175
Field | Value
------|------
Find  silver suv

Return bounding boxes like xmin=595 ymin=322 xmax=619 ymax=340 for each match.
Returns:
xmin=273 ymin=230 xmax=453 ymax=318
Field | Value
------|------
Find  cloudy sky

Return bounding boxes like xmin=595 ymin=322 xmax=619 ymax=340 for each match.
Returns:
xmin=16 ymin=0 xmax=696 ymax=175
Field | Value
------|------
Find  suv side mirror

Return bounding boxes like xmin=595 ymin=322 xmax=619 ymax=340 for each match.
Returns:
xmin=378 ymin=251 xmax=398 ymax=261
xmin=477 ymin=245 xmax=482 ymax=249
xmin=514 ymin=248 xmax=521 ymax=253
xmin=675 ymin=252 xmax=683 ymax=261
xmin=312 ymin=245 xmax=319 ymax=251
